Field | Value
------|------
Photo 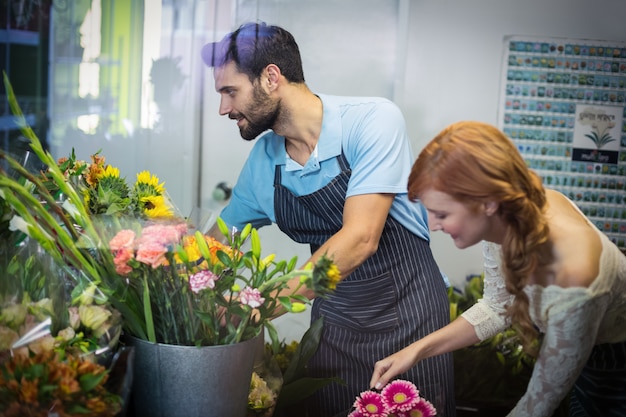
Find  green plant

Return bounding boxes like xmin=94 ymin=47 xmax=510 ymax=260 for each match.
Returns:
xmin=449 ymin=274 xmax=570 ymax=415
xmin=448 ymin=274 xmax=535 ymax=376
xmin=248 ymin=317 xmax=343 ymax=417
xmin=0 ymin=72 xmax=340 ymax=350
xmin=108 ymin=218 xmax=340 ymax=347
xmin=0 ymin=349 xmax=122 ymax=417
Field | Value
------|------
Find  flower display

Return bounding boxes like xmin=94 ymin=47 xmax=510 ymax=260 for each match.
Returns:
xmin=48 ymin=148 xmax=179 ymax=220
xmin=0 ymin=73 xmax=340 ymax=350
xmin=0 ymin=236 xmax=124 ymax=417
xmin=0 ymin=73 xmax=340 ymax=417
xmin=0 ymin=292 xmax=121 ymax=361
xmin=108 ymin=217 xmax=340 ymax=347
xmin=0 ymin=349 xmax=122 ymax=417
xmin=348 ymin=380 xmax=437 ymax=417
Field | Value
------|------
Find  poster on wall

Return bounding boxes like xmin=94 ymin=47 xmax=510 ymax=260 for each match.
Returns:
xmin=498 ymin=35 xmax=626 ymax=251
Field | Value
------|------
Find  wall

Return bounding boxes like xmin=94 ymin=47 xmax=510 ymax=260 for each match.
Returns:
xmin=402 ymin=0 xmax=626 ymax=290
xmin=199 ymin=0 xmax=626 ymax=342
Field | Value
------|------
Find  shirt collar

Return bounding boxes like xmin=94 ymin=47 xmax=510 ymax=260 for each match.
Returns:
xmin=278 ymin=94 xmax=343 ymax=173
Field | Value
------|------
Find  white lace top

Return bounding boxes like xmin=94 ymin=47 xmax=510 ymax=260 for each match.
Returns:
xmin=462 ymin=234 xmax=626 ymax=417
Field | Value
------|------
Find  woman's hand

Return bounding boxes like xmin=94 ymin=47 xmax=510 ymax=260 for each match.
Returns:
xmin=370 ymin=317 xmax=481 ymax=390
xmin=370 ymin=344 xmax=420 ymax=390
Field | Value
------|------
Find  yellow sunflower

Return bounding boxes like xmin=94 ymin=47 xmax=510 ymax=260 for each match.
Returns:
xmin=135 ymin=171 xmax=166 ymax=195
xmin=101 ymin=165 xmax=120 ymax=179
xmin=141 ymin=195 xmax=173 ymax=218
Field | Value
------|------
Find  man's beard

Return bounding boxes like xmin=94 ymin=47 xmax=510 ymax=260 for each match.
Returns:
xmin=237 ymin=83 xmax=280 ymax=141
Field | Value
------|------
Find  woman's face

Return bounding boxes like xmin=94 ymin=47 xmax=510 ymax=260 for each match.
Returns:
xmin=419 ymin=189 xmax=494 ymax=249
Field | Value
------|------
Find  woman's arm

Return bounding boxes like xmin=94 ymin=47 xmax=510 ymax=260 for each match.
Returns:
xmin=370 ymin=316 xmax=480 ymax=389
xmin=370 ymin=240 xmax=512 ymax=389
xmin=506 ymin=290 xmax=607 ymax=416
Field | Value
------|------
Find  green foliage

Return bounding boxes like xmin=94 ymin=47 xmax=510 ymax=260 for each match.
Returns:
xmin=450 ymin=274 xmax=570 ymax=414
xmin=450 ymin=274 xmax=535 ymax=408
xmin=272 ymin=317 xmax=343 ymax=414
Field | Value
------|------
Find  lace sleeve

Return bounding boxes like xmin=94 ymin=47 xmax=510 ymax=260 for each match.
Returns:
xmin=508 ymin=290 xmax=610 ymax=417
xmin=461 ymin=241 xmax=513 ymax=340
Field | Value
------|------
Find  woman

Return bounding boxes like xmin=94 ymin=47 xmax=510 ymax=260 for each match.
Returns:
xmin=370 ymin=121 xmax=626 ymax=416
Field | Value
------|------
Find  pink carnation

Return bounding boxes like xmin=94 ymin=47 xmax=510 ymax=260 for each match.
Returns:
xmin=239 ymin=287 xmax=265 ymax=308
xmin=109 ymin=229 xmax=136 ymax=251
xmin=189 ymin=270 xmax=220 ymax=294
xmin=136 ymin=240 xmax=168 ymax=268
xmin=140 ymin=223 xmax=184 ymax=246
xmin=113 ymin=247 xmax=134 ymax=275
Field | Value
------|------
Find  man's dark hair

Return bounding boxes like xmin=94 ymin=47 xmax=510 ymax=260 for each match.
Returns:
xmin=202 ymin=22 xmax=305 ymax=83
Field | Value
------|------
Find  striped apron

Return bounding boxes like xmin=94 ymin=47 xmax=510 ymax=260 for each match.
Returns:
xmin=569 ymin=340 xmax=626 ymax=416
xmin=274 ymin=153 xmax=456 ymax=417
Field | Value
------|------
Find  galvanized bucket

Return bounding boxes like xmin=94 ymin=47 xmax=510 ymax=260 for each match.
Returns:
xmin=127 ymin=333 xmax=263 ymax=417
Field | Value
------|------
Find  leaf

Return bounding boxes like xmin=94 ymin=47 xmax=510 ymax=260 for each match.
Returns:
xmin=66 ymin=404 xmax=93 ymax=414
xmin=216 ymin=249 xmax=233 ymax=268
xmin=276 ymin=376 xmax=344 ymax=410
xmin=282 ymin=316 xmax=324 ymax=384
xmin=278 ymin=297 xmax=293 ymax=312
xmin=79 ymin=371 xmax=107 ymax=392
xmin=289 ymin=294 xmax=309 ymax=303
xmin=195 ymin=311 xmax=215 ymax=326
xmin=265 ymin=321 xmax=280 ymax=352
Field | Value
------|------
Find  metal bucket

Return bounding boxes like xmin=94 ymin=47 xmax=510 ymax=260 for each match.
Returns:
xmin=127 ymin=333 xmax=262 ymax=417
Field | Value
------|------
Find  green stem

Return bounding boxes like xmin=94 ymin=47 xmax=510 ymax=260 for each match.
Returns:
xmin=0 ymin=178 xmax=101 ymax=281
xmin=257 ymin=269 xmax=311 ymax=293
xmin=232 ymin=314 xmax=250 ymax=344
xmin=143 ymin=274 xmax=156 ymax=343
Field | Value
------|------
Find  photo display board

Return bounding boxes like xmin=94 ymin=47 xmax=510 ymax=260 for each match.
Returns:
xmin=498 ymin=35 xmax=626 ymax=251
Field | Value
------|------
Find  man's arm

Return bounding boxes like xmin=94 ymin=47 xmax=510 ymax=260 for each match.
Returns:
xmin=282 ymin=192 xmax=394 ymax=301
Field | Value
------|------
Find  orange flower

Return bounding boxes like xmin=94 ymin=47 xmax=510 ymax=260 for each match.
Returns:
xmin=19 ymin=377 xmax=40 ymax=403
xmin=177 ymin=234 xmax=234 ymax=269
xmin=86 ymin=397 xmax=109 ymax=413
xmin=91 ymin=153 xmax=106 ymax=167
xmin=85 ymin=164 xmax=105 ymax=187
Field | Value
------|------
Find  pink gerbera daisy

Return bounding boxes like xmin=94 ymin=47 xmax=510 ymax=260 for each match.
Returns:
xmin=381 ymin=379 xmax=420 ymax=412
xmin=354 ymin=390 xmax=387 ymax=417
xmin=405 ymin=397 xmax=437 ymax=417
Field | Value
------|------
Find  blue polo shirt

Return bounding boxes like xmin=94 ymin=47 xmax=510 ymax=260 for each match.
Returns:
xmin=219 ymin=94 xmax=430 ymax=242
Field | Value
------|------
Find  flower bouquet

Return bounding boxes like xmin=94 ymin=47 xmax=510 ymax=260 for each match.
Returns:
xmin=0 ymin=72 xmax=340 ymax=350
xmin=348 ymin=380 xmax=437 ymax=417
xmin=0 ymin=349 xmax=123 ymax=417
xmin=108 ymin=216 xmax=340 ymax=348
xmin=1 ymin=72 xmax=340 ymax=416
xmin=0 ymin=216 xmax=126 ymax=417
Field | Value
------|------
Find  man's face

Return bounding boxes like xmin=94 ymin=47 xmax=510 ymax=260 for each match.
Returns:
xmin=214 ymin=61 xmax=280 ymax=141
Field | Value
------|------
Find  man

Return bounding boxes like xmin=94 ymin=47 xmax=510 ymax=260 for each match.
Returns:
xmin=201 ymin=22 xmax=455 ymax=416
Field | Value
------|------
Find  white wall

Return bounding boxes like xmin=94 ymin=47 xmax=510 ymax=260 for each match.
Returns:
xmin=402 ymin=0 xmax=626 ymax=289
xmin=199 ymin=0 xmax=626 ymax=342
